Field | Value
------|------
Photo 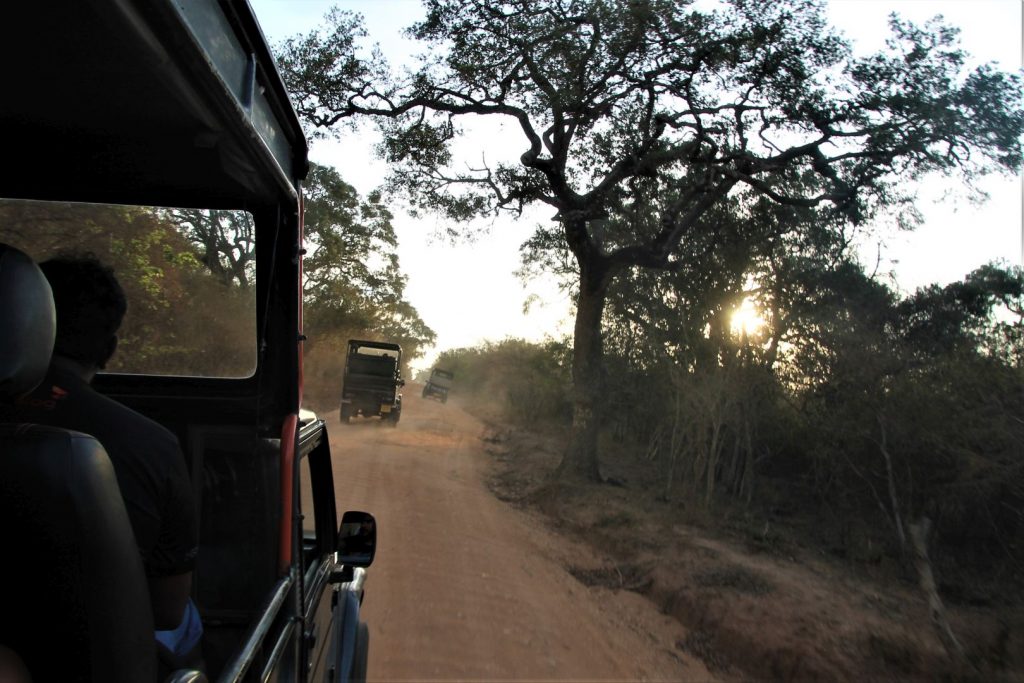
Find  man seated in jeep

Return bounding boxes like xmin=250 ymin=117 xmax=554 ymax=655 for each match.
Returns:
xmin=0 ymin=256 xmax=203 ymax=669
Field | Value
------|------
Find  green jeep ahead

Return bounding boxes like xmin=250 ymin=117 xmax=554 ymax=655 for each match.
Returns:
xmin=339 ymin=341 xmax=404 ymax=426
xmin=422 ymin=368 xmax=454 ymax=404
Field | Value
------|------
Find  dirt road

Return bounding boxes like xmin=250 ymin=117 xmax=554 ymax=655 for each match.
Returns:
xmin=327 ymin=389 xmax=712 ymax=681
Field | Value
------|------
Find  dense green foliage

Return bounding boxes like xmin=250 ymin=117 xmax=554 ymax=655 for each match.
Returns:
xmin=276 ymin=0 xmax=1024 ymax=480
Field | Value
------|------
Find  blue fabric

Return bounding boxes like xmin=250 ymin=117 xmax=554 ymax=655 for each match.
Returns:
xmin=155 ymin=598 xmax=203 ymax=657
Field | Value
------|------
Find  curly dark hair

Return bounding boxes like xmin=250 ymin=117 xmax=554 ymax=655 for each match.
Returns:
xmin=39 ymin=255 xmax=127 ymax=368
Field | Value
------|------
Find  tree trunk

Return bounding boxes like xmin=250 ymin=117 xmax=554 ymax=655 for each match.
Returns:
xmin=555 ymin=264 xmax=608 ymax=483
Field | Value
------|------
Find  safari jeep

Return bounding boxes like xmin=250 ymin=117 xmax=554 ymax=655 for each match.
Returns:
xmin=421 ymin=368 xmax=454 ymax=404
xmin=0 ymin=2 xmax=373 ymax=682
xmin=339 ymin=340 xmax=404 ymax=426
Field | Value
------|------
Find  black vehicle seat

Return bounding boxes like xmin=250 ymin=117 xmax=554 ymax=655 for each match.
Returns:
xmin=0 ymin=244 xmax=156 ymax=682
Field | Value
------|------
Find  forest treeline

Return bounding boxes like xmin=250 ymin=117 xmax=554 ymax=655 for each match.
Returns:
xmin=438 ymin=256 xmax=1024 ymax=583
xmin=0 ymin=162 xmax=434 ymax=398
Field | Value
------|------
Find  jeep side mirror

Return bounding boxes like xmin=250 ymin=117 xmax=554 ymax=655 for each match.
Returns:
xmin=336 ymin=510 xmax=376 ymax=568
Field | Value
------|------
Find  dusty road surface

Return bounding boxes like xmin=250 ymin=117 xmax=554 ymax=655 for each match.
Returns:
xmin=326 ymin=389 xmax=713 ymax=682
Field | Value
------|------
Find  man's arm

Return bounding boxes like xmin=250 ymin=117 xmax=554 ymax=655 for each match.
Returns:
xmin=149 ymin=572 xmax=193 ymax=630
xmin=150 ymin=436 xmax=200 ymax=631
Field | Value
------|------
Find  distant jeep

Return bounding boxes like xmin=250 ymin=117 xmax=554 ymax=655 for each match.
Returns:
xmin=340 ymin=340 xmax=404 ymax=426
xmin=422 ymin=368 xmax=454 ymax=403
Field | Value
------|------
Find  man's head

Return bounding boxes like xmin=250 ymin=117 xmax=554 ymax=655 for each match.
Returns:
xmin=40 ymin=255 xmax=127 ymax=370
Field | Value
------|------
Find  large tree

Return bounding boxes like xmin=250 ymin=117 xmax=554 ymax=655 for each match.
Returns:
xmin=277 ymin=0 xmax=1023 ymax=481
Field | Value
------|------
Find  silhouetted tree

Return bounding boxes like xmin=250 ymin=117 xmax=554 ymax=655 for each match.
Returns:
xmin=277 ymin=0 xmax=1024 ymax=481
xmin=165 ymin=208 xmax=255 ymax=288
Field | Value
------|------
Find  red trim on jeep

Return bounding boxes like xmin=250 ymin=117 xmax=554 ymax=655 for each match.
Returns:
xmin=279 ymin=412 xmax=298 ymax=575
xmin=297 ymin=193 xmax=305 ymax=406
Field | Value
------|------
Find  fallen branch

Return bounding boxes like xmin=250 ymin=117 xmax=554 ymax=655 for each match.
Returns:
xmin=908 ymin=517 xmax=972 ymax=672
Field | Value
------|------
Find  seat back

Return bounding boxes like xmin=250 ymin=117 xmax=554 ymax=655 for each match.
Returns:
xmin=0 ymin=244 xmax=156 ymax=682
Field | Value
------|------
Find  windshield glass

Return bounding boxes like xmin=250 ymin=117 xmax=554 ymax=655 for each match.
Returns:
xmin=0 ymin=199 xmax=257 ymax=377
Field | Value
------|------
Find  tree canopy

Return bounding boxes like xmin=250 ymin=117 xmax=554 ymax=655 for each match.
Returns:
xmin=281 ymin=0 xmax=1021 ymax=222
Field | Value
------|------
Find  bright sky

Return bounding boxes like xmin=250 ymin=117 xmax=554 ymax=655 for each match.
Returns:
xmin=250 ymin=0 xmax=1023 ymax=371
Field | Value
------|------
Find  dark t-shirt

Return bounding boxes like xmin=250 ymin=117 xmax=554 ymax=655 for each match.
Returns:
xmin=1 ymin=364 xmax=198 ymax=577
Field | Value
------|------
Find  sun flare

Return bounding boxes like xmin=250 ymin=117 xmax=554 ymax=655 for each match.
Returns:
xmin=730 ymin=298 xmax=767 ymax=336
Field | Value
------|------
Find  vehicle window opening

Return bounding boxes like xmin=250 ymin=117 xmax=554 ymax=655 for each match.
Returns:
xmin=0 ymin=199 xmax=258 ymax=379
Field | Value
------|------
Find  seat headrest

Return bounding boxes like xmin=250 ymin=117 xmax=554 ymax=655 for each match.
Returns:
xmin=0 ymin=244 xmax=55 ymax=400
